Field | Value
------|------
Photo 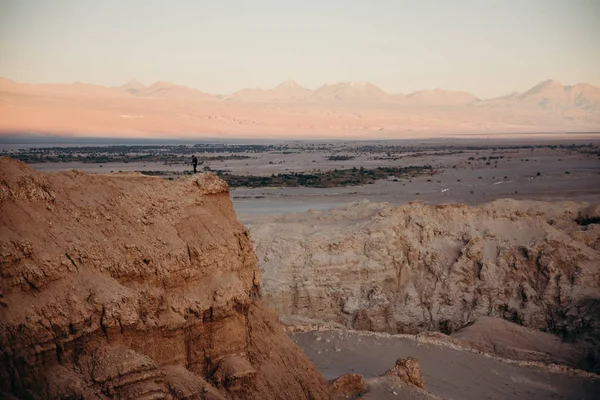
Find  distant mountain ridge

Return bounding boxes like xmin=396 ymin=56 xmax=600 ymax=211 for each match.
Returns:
xmin=1 ymin=77 xmax=599 ymax=111
xmin=229 ymin=79 xmax=311 ymax=102
xmin=119 ymin=79 xmax=147 ymax=95
xmin=401 ymin=89 xmax=479 ymax=106
xmin=135 ymin=81 xmax=214 ymax=101
xmin=312 ymin=81 xmax=395 ymax=104
xmin=0 ymin=78 xmax=127 ymax=98
xmin=473 ymin=79 xmax=600 ymax=112
xmin=1 ymin=77 xmax=599 ymax=139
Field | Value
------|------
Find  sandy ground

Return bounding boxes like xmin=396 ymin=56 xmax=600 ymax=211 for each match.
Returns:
xmin=291 ymin=330 xmax=600 ymax=400
xmin=233 ymin=141 xmax=600 ymax=214
xmin=6 ymin=139 xmax=600 ymax=398
xmin=18 ymin=138 xmax=600 ymax=215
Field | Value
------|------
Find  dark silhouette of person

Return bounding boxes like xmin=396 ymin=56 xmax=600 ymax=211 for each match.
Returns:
xmin=191 ymin=155 xmax=198 ymax=173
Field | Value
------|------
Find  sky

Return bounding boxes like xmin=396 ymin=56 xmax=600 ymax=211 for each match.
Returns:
xmin=0 ymin=0 xmax=599 ymax=99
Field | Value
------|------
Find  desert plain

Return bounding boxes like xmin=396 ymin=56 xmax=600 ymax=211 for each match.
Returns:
xmin=2 ymin=1 xmax=600 ymax=397
xmin=7 ymin=137 xmax=599 ymax=213
xmin=2 ymin=136 xmax=599 ymax=398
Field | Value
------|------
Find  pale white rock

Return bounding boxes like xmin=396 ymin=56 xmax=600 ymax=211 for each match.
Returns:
xmin=246 ymin=200 xmax=600 ymax=356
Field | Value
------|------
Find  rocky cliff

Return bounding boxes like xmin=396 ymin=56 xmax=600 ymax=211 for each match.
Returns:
xmin=245 ymin=200 xmax=600 ymax=370
xmin=0 ymin=158 xmax=331 ymax=399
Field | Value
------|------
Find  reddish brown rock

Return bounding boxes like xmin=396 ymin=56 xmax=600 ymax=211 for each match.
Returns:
xmin=330 ymin=373 xmax=368 ymax=398
xmin=384 ymin=357 xmax=426 ymax=390
xmin=212 ymin=354 xmax=257 ymax=391
xmin=164 ymin=366 xmax=228 ymax=400
xmin=0 ymin=158 xmax=331 ymax=399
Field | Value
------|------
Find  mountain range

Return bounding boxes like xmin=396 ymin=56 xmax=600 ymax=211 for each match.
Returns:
xmin=471 ymin=79 xmax=600 ymax=112
xmin=0 ymin=77 xmax=599 ymax=138
xmin=2 ymin=77 xmax=599 ymax=110
xmin=228 ymin=79 xmax=312 ymax=102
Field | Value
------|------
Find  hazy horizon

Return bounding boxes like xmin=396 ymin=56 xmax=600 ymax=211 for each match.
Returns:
xmin=3 ymin=75 xmax=596 ymax=100
xmin=1 ymin=0 xmax=599 ymax=99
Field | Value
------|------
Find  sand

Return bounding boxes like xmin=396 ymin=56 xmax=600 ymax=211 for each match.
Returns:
xmin=231 ymin=139 xmax=600 ymax=214
xmin=291 ymin=330 xmax=600 ymax=400
xmin=2 ymin=138 xmax=599 ymax=399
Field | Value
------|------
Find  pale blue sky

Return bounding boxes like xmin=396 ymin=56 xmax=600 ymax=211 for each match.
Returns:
xmin=1 ymin=0 xmax=599 ymax=98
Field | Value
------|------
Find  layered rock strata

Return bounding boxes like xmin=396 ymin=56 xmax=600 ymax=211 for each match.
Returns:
xmin=0 ymin=158 xmax=331 ymax=399
xmin=246 ymin=200 xmax=600 ymax=370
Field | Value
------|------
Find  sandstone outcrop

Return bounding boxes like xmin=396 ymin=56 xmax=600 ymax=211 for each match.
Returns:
xmin=330 ymin=373 xmax=367 ymax=399
xmin=0 ymin=158 xmax=331 ymax=399
xmin=245 ymin=199 xmax=600 ymax=371
xmin=383 ymin=357 xmax=426 ymax=390
xmin=362 ymin=356 xmax=432 ymax=399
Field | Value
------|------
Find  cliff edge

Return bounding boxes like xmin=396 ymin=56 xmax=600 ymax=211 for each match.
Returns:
xmin=0 ymin=158 xmax=331 ymax=399
xmin=245 ymin=199 xmax=600 ymax=371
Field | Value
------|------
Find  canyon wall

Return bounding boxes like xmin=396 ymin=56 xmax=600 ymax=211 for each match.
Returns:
xmin=246 ymin=200 xmax=600 ymax=369
xmin=0 ymin=158 xmax=331 ymax=399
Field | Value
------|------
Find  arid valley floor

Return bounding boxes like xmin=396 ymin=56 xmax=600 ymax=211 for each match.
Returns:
xmin=1 ymin=137 xmax=599 ymax=399
xmin=8 ymin=137 xmax=600 ymax=212
xmin=3 ymin=1 xmax=600 ymax=397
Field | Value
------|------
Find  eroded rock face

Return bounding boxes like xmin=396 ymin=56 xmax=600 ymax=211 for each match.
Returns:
xmin=246 ymin=200 xmax=600 ymax=368
xmin=330 ymin=373 xmax=367 ymax=399
xmin=0 ymin=158 xmax=331 ymax=399
xmin=384 ymin=357 xmax=426 ymax=390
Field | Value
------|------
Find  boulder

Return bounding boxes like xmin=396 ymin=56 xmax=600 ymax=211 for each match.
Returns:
xmin=384 ymin=357 xmax=426 ymax=390
xmin=330 ymin=373 xmax=368 ymax=398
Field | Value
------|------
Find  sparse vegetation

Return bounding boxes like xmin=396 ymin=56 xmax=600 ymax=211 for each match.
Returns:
xmin=142 ymin=165 xmax=433 ymax=188
xmin=215 ymin=166 xmax=432 ymax=188
xmin=327 ymin=155 xmax=355 ymax=161
xmin=7 ymin=145 xmax=253 ymax=164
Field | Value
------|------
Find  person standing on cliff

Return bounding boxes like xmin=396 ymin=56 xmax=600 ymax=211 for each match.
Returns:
xmin=191 ymin=155 xmax=198 ymax=173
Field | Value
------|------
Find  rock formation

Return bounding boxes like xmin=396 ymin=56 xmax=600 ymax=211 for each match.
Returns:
xmin=245 ymin=199 xmax=600 ymax=371
xmin=0 ymin=158 xmax=331 ymax=399
xmin=383 ymin=357 xmax=426 ymax=390
xmin=329 ymin=373 xmax=367 ymax=399
xmin=451 ymin=316 xmax=586 ymax=367
xmin=329 ymin=360 xmax=427 ymax=399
